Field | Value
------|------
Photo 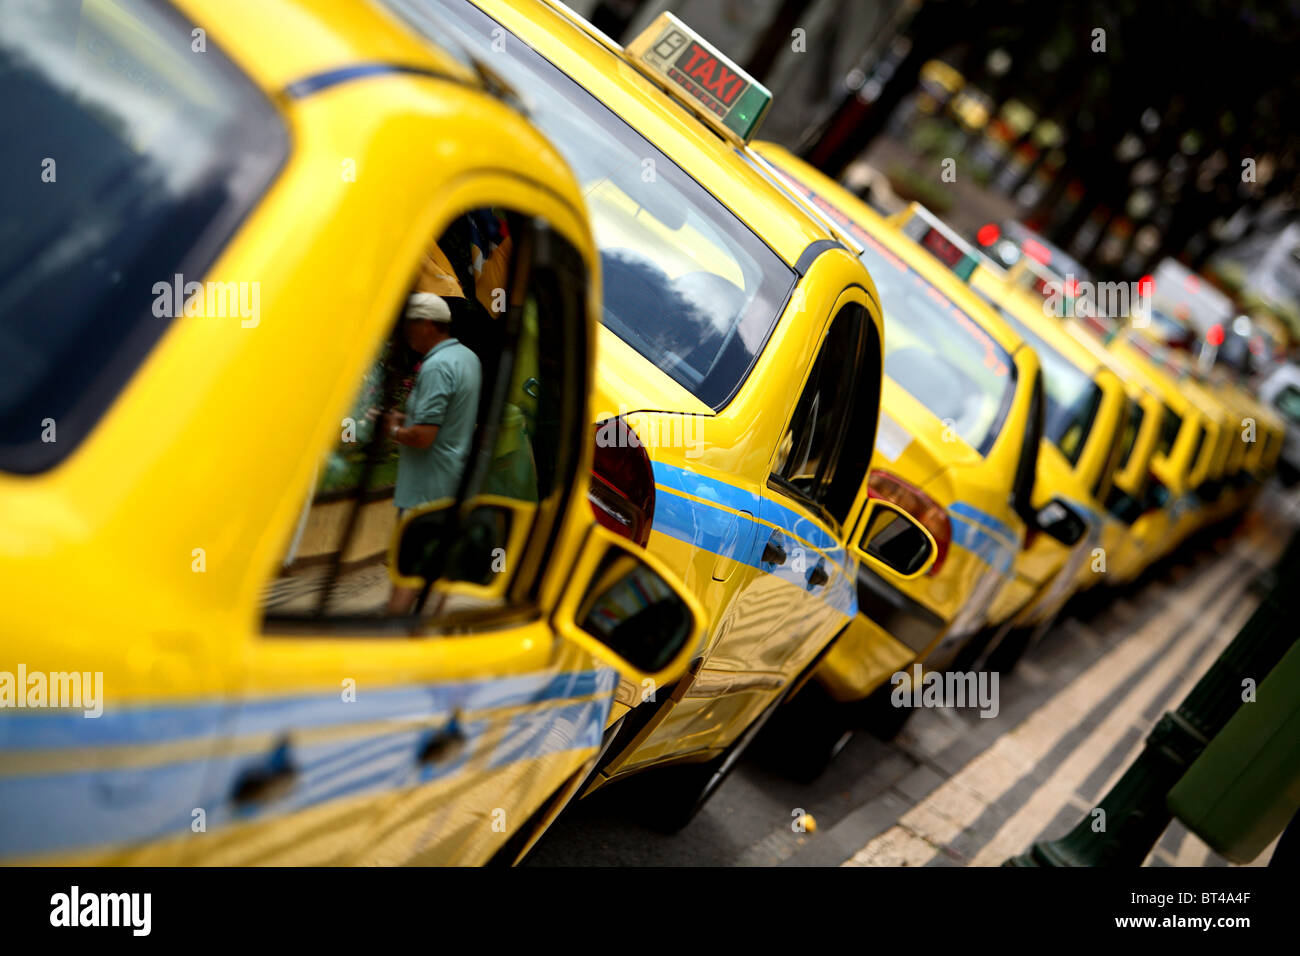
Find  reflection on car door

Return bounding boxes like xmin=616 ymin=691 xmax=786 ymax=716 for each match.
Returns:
xmin=187 ymin=208 xmax=614 ymax=865
xmin=752 ymin=295 xmax=878 ymax=684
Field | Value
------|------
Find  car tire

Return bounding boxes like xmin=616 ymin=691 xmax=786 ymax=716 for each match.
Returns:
xmin=752 ymin=682 xmax=854 ymax=783
xmin=636 ymin=679 xmax=797 ymax=833
xmin=984 ymin=616 xmax=1055 ymax=674
xmin=947 ymin=622 xmax=1005 ymax=674
xmin=852 ymin=677 xmax=915 ymax=741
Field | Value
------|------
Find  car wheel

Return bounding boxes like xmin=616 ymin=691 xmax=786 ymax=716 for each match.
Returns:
xmin=947 ymin=622 xmax=1004 ymax=673
xmin=752 ymin=682 xmax=854 ymax=783
xmin=852 ymin=677 xmax=915 ymax=741
xmin=637 ymin=682 xmax=794 ymax=833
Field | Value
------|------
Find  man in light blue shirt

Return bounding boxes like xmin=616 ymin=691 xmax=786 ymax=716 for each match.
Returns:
xmin=383 ymin=293 xmax=482 ymax=614
xmin=384 ymin=292 xmax=483 ymax=512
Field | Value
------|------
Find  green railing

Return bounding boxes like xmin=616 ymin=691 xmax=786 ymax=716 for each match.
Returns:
xmin=1006 ymin=531 xmax=1300 ymax=866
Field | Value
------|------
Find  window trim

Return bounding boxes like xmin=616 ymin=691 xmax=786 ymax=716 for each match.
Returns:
xmin=766 ymin=300 xmax=869 ymax=531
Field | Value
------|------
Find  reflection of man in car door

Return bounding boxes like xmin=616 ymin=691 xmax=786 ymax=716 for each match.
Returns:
xmin=384 ymin=292 xmax=482 ymax=613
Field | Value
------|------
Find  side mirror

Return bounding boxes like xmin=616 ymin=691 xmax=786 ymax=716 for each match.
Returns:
xmin=857 ymin=499 xmax=938 ymax=580
xmin=1035 ymin=497 xmax=1088 ymax=546
xmin=554 ymin=525 xmax=705 ymax=687
xmin=1106 ymin=488 xmax=1143 ymax=526
xmin=389 ymin=496 xmax=534 ymax=600
xmin=1143 ymin=477 xmax=1171 ymax=512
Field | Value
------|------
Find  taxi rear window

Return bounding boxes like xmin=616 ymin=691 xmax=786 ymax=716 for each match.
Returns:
xmin=390 ymin=0 xmax=795 ymax=410
xmin=994 ymin=308 xmax=1102 ymax=467
xmin=0 ymin=0 xmax=286 ymax=473
xmin=858 ymin=238 xmax=1014 ymax=456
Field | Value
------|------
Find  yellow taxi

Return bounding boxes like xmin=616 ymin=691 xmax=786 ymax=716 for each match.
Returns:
xmin=747 ymin=147 xmax=1087 ymax=718
xmin=0 ymin=0 xmax=706 ymax=865
xmin=874 ymin=212 xmax=1128 ymax=653
xmin=1214 ymin=376 xmax=1285 ymax=488
xmin=876 ymin=211 xmax=1135 ymax=673
xmin=1109 ymin=332 xmax=1222 ymax=553
xmin=1020 ymin=278 xmax=1196 ymax=586
xmin=1164 ymin=355 xmax=1261 ymax=527
xmin=1144 ymin=350 xmax=1234 ymax=535
xmin=936 ymin=255 xmax=1133 ymax=671
xmin=1058 ymin=324 xmax=1169 ymax=585
xmin=421 ymin=0 xmax=948 ymax=825
xmin=1199 ymin=380 xmax=1254 ymax=519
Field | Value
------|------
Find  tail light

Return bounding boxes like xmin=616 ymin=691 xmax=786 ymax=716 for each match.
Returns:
xmin=588 ymin=417 xmax=656 ymax=547
xmin=867 ymin=469 xmax=951 ymax=575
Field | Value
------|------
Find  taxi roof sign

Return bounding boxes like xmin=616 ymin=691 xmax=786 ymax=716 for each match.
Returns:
xmin=625 ymin=13 xmax=771 ymax=145
xmin=897 ymin=202 xmax=994 ymax=283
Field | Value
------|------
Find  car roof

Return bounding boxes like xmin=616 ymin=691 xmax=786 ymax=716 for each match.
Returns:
xmin=976 ymin=279 xmax=1108 ymax=379
xmin=476 ymin=0 xmax=837 ymax=267
xmin=173 ymin=0 xmax=477 ymax=95
xmin=750 ymin=142 xmax=1025 ymax=356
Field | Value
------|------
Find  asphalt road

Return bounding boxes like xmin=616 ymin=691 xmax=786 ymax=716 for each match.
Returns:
xmin=526 ymin=484 xmax=1299 ymax=867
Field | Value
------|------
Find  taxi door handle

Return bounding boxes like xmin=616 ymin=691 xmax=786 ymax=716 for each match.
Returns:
xmin=231 ymin=738 xmax=296 ymax=806
xmin=807 ymin=559 xmax=830 ymax=589
xmin=416 ymin=713 xmax=466 ymax=765
xmin=762 ymin=529 xmax=787 ymax=565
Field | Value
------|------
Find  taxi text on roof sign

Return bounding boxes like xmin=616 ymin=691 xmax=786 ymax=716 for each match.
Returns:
xmin=898 ymin=205 xmax=983 ymax=282
xmin=625 ymin=12 xmax=772 ymax=144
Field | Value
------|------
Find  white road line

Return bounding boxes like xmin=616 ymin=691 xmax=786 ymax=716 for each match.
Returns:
xmin=968 ymin=592 xmax=1258 ymax=865
xmin=846 ymin=531 xmax=1268 ymax=867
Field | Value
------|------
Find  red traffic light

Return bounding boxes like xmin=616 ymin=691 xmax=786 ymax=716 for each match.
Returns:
xmin=976 ymin=223 xmax=1000 ymax=246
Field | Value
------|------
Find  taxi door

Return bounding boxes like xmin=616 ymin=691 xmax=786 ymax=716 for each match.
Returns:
xmin=188 ymin=202 xmax=699 ymax=866
xmin=754 ymin=287 xmax=882 ymax=680
xmin=602 ymin=278 xmax=883 ymax=770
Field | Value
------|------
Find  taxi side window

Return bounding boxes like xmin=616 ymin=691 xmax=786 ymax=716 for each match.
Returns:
xmin=1116 ymin=399 xmax=1144 ymax=473
xmin=771 ymin=303 xmax=877 ymax=525
xmin=262 ymin=208 xmax=587 ymax=625
xmin=1157 ymin=406 xmax=1182 ymax=457
xmin=1188 ymin=425 xmax=1207 ymax=474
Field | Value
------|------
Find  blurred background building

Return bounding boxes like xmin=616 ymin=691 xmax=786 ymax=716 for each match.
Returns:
xmin=563 ymin=0 xmax=1300 ymax=348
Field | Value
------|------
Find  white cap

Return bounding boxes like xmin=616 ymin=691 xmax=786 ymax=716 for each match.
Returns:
xmin=405 ymin=292 xmax=452 ymax=323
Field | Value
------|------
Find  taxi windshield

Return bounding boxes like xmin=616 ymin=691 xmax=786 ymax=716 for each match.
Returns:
xmin=994 ymin=307 xmax=1102 ymax=466
xmin=858 ymin=238 xmax=1014 ymax=456
xmin=386 ymin=0 xmax=795 ymax=410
